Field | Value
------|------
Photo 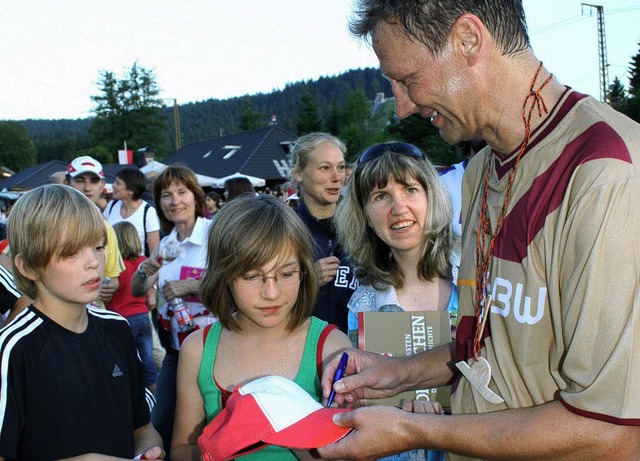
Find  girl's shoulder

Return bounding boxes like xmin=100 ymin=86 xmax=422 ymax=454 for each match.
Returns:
xmin=180 ymin=327 xmax=206 ymax=356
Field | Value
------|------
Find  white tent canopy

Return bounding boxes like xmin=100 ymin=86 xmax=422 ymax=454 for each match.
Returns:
xmin=210 ymin=172 xmax=266 ymax=189
xmin=140 ymin=161 xmax=218 ymax=188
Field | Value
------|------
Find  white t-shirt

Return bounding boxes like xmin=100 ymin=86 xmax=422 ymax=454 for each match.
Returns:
xmin=104 ymin=200 xmax=160 ymax=255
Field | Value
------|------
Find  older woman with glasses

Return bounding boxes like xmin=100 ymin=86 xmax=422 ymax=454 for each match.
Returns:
xmin=334 ymin=142 xmax=457 ymax=461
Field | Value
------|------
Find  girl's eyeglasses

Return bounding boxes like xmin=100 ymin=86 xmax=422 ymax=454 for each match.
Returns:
xmin=357 ymin=142 xmax=425 ymax=164
xmin=236 ymin=270 xmax=304 ymax=288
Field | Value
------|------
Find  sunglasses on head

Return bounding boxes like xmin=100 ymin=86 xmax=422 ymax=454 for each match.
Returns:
xmin=357 ymin=142 xmax=425 ymax=164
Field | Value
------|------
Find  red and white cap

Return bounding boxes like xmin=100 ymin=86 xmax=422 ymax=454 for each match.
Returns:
xmin=66 ymin=156 xmax=104 ymax=179
xmin=198 ymin=375 xmax=351 ymax=461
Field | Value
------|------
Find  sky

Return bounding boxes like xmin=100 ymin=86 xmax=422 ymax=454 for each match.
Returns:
xmin=1 ymin=0 xmax=639 ymax=121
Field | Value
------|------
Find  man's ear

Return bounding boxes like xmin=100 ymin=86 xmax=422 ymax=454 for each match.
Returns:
xmin=451 ymin=13 xmax=484 ymax=67
xmin=14 ymin=254 xmax=38 ymax=282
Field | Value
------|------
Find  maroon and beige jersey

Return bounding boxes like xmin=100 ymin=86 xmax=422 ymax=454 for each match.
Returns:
xmin=453 ymin=89 xmax=640 ymax=440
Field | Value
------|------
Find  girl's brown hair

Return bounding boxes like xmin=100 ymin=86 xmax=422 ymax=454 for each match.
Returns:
xmin=199 ymin=194 xmax=318 ymax=332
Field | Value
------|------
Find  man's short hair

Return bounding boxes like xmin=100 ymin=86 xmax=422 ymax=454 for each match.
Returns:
xmin=349 ymin=0 xmax=530 ymax=57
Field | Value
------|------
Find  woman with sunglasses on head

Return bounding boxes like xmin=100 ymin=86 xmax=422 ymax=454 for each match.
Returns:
xmin=171 ymin=194 xmax=351 ymax=460
xmin=334 ymin=142 xmax=457 ymax=461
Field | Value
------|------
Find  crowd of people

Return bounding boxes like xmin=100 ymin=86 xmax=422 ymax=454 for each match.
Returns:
xmin=1 ymin=0 xmax=639 ymax=460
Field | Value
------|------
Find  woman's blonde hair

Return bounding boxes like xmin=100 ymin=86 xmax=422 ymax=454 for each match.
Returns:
xmin=7 ymin=184 xmax=107 ymax=299
xmin=199 ymin=194 xmax=318 ymax=332
xmin=334 ymin=147 xmax=454 ymax=289
xmin=289 ymin=132 xmax=347 ymax=181
xmin=113 ymin=221 xmax=142 ymax=260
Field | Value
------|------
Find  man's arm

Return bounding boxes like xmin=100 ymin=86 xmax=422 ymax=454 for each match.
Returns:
xmin=322 ymin=342 xmax=456 ymax=406
xmin=319 ymin=401 xmax=640 ymax=460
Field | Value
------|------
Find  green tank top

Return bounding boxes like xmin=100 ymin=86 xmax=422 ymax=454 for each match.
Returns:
xmin=198 ymin=316 xmax=329 ymax=460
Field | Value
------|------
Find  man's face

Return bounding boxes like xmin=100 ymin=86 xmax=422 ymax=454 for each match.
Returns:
xmin=373 ymin=21 xmax=475 ymax=145
xmin=67 ymin=172 xmax=104 ymax=204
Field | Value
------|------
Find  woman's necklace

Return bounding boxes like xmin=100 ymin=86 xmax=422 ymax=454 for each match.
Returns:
xmin=455 ymin=62 xmax=553 ymax=404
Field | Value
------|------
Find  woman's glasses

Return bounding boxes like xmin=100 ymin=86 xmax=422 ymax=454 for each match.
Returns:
xmin=357 ymin=142 xmax=425 ymax=164
xmin=236 ymin=270 xmax=304 ymax=288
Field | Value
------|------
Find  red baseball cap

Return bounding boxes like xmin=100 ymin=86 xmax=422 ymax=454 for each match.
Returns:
xmin=198 ymin=375 xmax=351 ymax=461
xmin=66 ymin=156 xmax=104 ymax=179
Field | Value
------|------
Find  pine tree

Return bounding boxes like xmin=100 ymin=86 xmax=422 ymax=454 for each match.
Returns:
xmin=628 ymin=41 xmax=640 ymax=96
xmin=337 ymin=90 xmax=375 ymax=160
xmin=0 ymin=121 xmax=37 ymax=171
xmin=608 ymin=77 xmax=627 ymax=111
xmin=386 ymin=114 xmax=457 ymax=166
xmin=238 ymin=98 xmax=263 ymax=131
xmin=295 ymin=89 xmax=323 ymax=135
xmin=89 ymin=63 xmax=167 ymax=160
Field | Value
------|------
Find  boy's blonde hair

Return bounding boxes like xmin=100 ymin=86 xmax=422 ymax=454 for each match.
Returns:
xmin=112 ymin=221 xmax=142 ymax=260
xmin=199 ymin=194 xmax=318 ymax=332
xmin=7 ymin=184 xmax=107 ymax=299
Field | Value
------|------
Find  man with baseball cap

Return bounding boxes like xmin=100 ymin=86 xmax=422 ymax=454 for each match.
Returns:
xmin=65 ymin=155 xmax=124 ymax=307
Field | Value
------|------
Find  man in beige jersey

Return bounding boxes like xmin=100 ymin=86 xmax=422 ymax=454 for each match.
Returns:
xmin=317 ymin=1 xmax=640 ymax=460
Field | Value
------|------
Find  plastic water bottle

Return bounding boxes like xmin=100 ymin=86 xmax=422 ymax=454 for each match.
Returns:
xmin=169 ymin=297 xmax=193 ymax=332
xmin=158 ymin=240 xmax=181 ymax=265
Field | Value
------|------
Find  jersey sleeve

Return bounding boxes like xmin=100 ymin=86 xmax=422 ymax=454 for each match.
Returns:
xmin=557 ymin=177 xmax=640 ymax=422
xmin=0 ymin=342 xmax=24 ymax=458
xmin=104 ymin=222 xmax=125 ymax=278
xmin=0 ymin=264 xmax=20 ymax=315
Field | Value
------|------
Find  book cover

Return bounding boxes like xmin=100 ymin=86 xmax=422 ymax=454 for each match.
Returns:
xmin=357 ymin=311 xmax=452 ymax=409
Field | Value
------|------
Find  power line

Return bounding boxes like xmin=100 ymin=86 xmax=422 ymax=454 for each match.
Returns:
xmin=529 ymin=6 xmax=640 ymax=36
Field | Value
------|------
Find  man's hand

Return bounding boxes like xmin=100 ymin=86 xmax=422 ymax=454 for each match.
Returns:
xmin=314 ymin=256 xmax=340 ymax=287
xmin=322 ymin=349 xmax=410 ymax=406
xmin=399 ymin=399 xmax=443 ymax=415
xmin=317 ymin=406 xmax=419 ymax=461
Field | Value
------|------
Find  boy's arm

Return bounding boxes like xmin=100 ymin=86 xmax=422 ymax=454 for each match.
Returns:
xmin=133 ymin=422 xmax=165 ymax=459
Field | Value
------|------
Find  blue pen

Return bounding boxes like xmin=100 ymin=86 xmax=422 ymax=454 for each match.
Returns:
xmin=326 ymin=352 xmax=349 ymax=407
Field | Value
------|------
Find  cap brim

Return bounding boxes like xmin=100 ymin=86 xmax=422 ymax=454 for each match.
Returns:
xmin=69 ymin=171 xmax=103 ymax=179
xmin=263 ymin=407 xmax=351 ymax=449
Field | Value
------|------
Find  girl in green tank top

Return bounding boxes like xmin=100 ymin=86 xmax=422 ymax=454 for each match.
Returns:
xmin=171 ymin=194 xmax=351 ymax=461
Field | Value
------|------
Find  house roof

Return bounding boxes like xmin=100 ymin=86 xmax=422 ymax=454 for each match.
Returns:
xmin=0 ymin=160 xmax=68 ymax=191
xmin=0 ymin=160 xmax=129 ymax=192
xmin=163 ymin=126 xmax=297 ymax=184
xmin=0 ymin=126 xmax=298 ymax=193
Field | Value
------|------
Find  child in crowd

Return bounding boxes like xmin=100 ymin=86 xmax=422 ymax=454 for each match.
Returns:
xmin=109 ymin=221 xmax=159 ymax=394
xmin=171 ymin=194 xmax=351 ymax=460
xmin=0 ymin=184 xmax=163 ymax=460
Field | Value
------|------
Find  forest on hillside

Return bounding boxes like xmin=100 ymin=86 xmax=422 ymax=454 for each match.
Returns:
xmin=11 ymin=39 xmax=640 ymax=171
xmin=20 ymin=68 xmax=399 ymax=164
